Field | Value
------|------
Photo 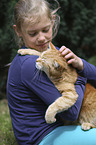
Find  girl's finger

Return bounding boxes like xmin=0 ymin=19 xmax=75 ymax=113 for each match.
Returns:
xmin=59 ymin=46 xmax=66 ymax=53
xmin=64 ymin=52 xmax=74 ymax=60
xmin=61 ymin=48 xmax=71 ymax=56
xmin=67 ymin=58 xmax=75 ymax=65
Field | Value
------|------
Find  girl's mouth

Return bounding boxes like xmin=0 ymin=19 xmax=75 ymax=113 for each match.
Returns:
xmin=37 ymin=42 xmax=49 ymax=51
xmin=37 ymin=41 xmax=48 ymax=47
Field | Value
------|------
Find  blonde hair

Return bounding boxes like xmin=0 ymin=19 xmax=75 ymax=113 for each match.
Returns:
xmin=14 ymin=0 xmax=60 ymax=47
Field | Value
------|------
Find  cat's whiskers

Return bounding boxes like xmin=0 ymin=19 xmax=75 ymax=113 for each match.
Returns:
xmin=42 ymin=59 xmax=50 ymax=77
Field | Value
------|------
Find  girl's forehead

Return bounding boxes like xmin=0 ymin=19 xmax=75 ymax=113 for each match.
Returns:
xmin=22 ymin=17 xmax=51 ymax=31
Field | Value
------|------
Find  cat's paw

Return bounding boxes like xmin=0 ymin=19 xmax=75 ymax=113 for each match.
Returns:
xmin=18 ymin=49 xmax=29 ymax=55
xmin=45 ymin=113 xmax=56 ymax=124
xmin=81 ymin=123 xmax=93 ymax=130
xmin=45 ymin=108 xmax=56 ymax=124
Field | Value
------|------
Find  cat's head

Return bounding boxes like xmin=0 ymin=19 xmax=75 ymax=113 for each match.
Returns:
xmin=36 ymin=43 xmax=67 ymax=78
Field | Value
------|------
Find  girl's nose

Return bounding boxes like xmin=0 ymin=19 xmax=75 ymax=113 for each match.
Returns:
xmin=37 ymin=32 xmax=45 ymax=42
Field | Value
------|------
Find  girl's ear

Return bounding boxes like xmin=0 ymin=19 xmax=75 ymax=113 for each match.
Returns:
xmin=52 ymin=15 xmax=55 ymax=21
xmin=13 ymin=25 xmax=22 ymax=37
xmin=52 ymin=15 xmax=55 ymax=27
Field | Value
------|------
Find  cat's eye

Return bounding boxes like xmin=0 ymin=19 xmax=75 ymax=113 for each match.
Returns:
xmin=54 ymin=61 xmax=60 ymax=69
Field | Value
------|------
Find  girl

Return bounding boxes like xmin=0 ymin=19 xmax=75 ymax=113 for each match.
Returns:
xmin=7 ymin=0 xmax=96 ymax=145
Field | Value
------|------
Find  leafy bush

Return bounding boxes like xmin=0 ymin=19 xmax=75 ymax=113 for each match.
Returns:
xmin=88 ymin=56 xmax=96 ymax=66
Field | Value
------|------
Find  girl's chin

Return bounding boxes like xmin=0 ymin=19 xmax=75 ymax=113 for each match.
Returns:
xmin=39 ymin=47 xmax=48 ymax=52
xmin=28 ymin=42 xmax=49 ymax=52
xmin=37 ymin=44 xmax=49 ymax=52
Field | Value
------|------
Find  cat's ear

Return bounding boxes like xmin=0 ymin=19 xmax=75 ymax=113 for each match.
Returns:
xmin=50 ymin=42 xmax=57 ymax=50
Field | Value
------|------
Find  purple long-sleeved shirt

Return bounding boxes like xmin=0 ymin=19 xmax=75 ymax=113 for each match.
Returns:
xmin=7 ymin=46 xmax=94 ymax=145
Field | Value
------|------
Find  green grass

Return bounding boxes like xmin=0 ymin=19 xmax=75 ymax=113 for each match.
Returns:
xmin=0 ymin=99 xmax=17 ymax=145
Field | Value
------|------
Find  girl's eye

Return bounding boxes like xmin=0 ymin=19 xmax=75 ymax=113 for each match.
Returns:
xmin=28 ymin=26 xmax=51 ymax=36
xmin=42 ymin=27 xmax=50 ymax=33
xmin=29 ymin=32 xmax=38 ymax=37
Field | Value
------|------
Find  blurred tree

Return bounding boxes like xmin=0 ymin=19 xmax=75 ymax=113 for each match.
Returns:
xmin=0 ymin=0 xmax=17 ymax=66
xmin=0 ymin=0 xmax=17 ymax=97
xmin=54 ymin=0 xmax=96 ymax=58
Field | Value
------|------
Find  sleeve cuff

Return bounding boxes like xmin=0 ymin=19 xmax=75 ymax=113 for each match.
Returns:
xmin=76 ymin=59 xmax=87 ymax=78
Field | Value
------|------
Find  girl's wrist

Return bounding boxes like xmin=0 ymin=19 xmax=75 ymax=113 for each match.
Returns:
xmin=77 ymin=57 xmax=84 ymax=71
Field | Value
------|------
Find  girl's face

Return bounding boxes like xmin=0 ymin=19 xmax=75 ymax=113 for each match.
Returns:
xmin=15 ymin=16 xmax=53 ymax=52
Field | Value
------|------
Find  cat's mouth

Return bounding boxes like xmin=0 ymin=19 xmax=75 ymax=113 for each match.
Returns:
xmin=36 ymin=58 xmax=44 ymax=70
xmin=36 ymin=62 xmax=42 ymax=70
xmin=36 ymin=59 xmax=49 ymax=77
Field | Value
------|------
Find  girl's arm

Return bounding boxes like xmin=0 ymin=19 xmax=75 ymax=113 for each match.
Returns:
xmin=78 ymin=59 xmax=96 ymax=80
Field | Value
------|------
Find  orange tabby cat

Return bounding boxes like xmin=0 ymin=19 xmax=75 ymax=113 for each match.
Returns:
xmin=18 ymin=43 xmax=96 ymax=130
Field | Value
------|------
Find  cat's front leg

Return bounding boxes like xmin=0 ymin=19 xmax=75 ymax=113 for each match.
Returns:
xmin=45 ymin=102 xmax=57 ymax=123
xmin=45 ymin=97 xmax=67 ymax=124
xmin=18 ymin=49 xmax=41 ymax=56
xmin=18 ymin=49 xmax=33 ymax=55
xmin=45 ymin=93 xmax=78 ymax=124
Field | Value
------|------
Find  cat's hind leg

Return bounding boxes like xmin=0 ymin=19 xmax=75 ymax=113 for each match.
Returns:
xmin=81 ymin=122 xmax=96 ymax=130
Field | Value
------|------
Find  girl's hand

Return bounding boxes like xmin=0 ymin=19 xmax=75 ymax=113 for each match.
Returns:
xmin=59 ymin=46 xmax=84 ymax=71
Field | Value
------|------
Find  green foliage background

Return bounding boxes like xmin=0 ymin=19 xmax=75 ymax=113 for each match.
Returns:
xmin=0 ymin=0 xmax=96 ymax=98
